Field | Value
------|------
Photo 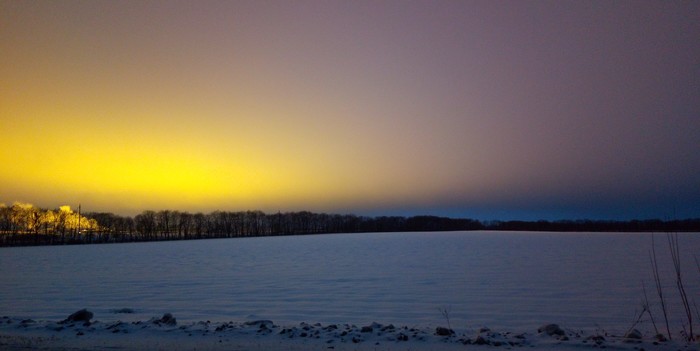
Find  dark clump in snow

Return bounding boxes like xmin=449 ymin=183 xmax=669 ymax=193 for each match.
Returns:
xmin=473 ymin=335 xmax=490 ymax=345
xmin=538 ymin=323 xmax=565 ymax=336
xmin=585 ymin=334 xmax=606 ymax=346
xmin=152 ymin=313 xmax=177 ymax=326
xmin=435 ymin=326 xmax=454 ymax=336
xmin=459 ymin=328 xmax=526 ymax=347
xmin=20 ymin=319 xmax=36 ymax=327
xmin=244 ymin=320 xmax=274 ymax=327
xmin=60 ymin=309 xmax=93 ymax=325
xmin=654 ymin=333 xmax=668 ymax=342
xmin=624 ymin=329 xmax=642 ymax=340
xmin=110 ymin=308 xmax=135 ymax=314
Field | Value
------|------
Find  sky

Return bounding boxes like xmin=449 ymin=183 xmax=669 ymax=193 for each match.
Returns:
xmin=1 ymin=1 xmax=699 ymax=220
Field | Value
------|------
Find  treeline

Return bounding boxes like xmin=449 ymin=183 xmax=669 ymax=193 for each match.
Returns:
xmin=0 ymin=203 xmax=483 ymax=246
xmin=1 ymin=202 xmax=699 ymax=247
xmin=486 ymin=219 xmax=700 ymax=232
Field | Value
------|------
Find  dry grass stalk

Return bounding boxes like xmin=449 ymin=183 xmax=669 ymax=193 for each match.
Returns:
xmin=642 ymin=281 xmax=659 ymax=336
xmin=650 ymin=233 xmax=672 ymax=341
xmin=667 ymin=233 xmax=694 ymax=341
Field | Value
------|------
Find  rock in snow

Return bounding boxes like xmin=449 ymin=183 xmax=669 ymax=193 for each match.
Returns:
xmin=61 ymin=309 xmax=93 ymax=324
xmin=245 ymin=320 xmax=274 ymax=327
xmin=435 ymin=326 xmax=454 ymax=336
xmin=538 ymin=323 xmax=565 ymax=336
xmin=153 ymin=313 xmax=177 ymax=326
xmin=473 ymin=335 xmax=490 ymax=345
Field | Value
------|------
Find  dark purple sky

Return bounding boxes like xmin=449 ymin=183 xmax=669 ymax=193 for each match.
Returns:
xmin=1 ymin=1 xmax=699 ymax=220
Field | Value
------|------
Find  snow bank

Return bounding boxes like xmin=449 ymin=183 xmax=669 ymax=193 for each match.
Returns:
xmin=0 ymin=313 xmax=690 ymax=351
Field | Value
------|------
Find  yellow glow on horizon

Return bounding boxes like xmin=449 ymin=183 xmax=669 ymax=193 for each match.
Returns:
xmin=0 ymin=97 xmax=397 ymax=213
xmin=0 ymin=30 xmax=458 ymax=215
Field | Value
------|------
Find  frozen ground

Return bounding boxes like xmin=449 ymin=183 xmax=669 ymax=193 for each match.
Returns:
xmin=2 ymin=231 xmax=700 ymax=350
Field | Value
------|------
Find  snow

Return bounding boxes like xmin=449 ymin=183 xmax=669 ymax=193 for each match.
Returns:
xmin=2 ymin=231 xmax=700 ymax=350
xmin=0 ymin=315 xmax=694 ymax=350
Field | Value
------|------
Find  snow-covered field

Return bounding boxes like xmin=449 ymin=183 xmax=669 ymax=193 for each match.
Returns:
xmin=1 ymin=231 xmax=699 ymax=350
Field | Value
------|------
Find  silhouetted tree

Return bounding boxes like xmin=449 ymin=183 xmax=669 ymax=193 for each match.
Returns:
xmin=177 ymin=211 xmax=192 ymax=239
xmin=135 ymin=211 xmax=156 ymax=240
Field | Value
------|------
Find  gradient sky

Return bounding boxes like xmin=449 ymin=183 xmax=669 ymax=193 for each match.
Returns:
xmin=2 ymin=1 xmax=699 ymax=220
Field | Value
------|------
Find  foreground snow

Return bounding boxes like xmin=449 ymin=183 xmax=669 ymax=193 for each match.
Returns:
xmin=0 ymin=314 xmax=695 ymax=351
xmin=4 ymin=233 xmax=700 ymax=333
xmin=3 ymin=233 xmax=700 ymax=350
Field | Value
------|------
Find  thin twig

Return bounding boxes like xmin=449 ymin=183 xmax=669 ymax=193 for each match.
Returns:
xmin=626 ymin=307 xmax=646 ymax=337
xmin=439 ymin=307 xmax=452 ymax=331
xmin=667 ymin=233 xmax=694 ymax=341
xmin=650 ymin=234 xmax=672 ymax=340
xmin=642 ymin=281 xmax=659 ymax=335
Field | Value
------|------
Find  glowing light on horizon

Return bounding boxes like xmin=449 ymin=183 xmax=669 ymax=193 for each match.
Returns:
xmin=2 ymin=1 xmax=698 ymax=220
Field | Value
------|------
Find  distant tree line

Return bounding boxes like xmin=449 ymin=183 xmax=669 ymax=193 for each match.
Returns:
xmin=0 ymin=202 xmax=98 ymax=246
xmin=485 ymin=219 xmax=700 ymax=233
xmin=1 ymin=202 xmax=699 ymax=247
